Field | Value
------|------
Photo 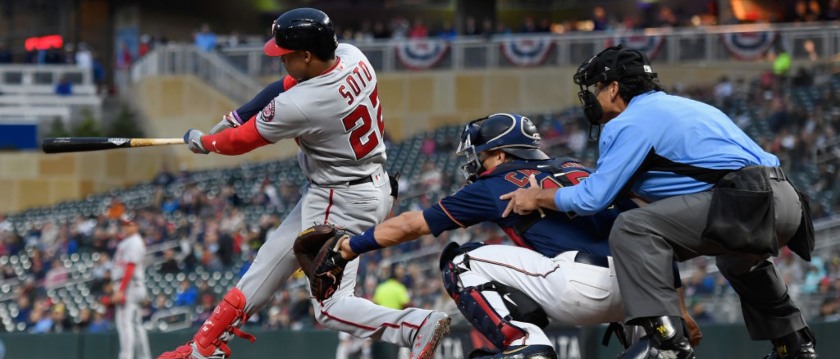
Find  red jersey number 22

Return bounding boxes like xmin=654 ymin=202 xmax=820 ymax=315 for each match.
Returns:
xmin=342 ymin=86 xmax=384 ymax=160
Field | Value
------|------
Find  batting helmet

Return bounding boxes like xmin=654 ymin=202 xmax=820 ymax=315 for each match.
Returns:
xmin=263 ymin=8 xmax=338 ymax=60
xmin=457 ymin=113 xmax=549 ymax=182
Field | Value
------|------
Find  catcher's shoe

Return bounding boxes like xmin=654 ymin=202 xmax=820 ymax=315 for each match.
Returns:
xmin=409 ymin=311 xmax=451 ymax=359
xmin=157 ymin=288 xmax=255 ymax=359
xmin=470 ymin=345 xmax=558 ymax=359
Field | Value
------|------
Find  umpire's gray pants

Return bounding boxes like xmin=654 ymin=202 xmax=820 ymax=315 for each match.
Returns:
xmin=609 ymin=178 xmax=806 ymax=340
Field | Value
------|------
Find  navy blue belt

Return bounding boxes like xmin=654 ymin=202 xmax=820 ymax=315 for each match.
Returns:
xmin=574 ymin=252 xmax=610 ymax=268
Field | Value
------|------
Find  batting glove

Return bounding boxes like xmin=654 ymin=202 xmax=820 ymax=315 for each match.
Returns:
xmin=184 ymin=128 xmax=209 ymax=154
xmin=209 ymin=111 xmax=242 ymax=134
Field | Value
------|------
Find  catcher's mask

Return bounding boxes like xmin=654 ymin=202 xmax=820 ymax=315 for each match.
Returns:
xmin=574 ymin=44 xmax=656 ymax=139
xmin=456 ymin=113 xmax=549 ymax=183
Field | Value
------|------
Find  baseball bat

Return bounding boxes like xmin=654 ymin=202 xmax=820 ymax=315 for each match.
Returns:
xmin=42 ymin=137 xmax=186 ymax=153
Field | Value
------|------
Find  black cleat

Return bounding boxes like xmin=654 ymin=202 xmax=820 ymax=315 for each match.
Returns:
xmin=763 ymin=341 xmax=817 ymax=359
xmin=470 ymin=345 xmax=558 ymax=359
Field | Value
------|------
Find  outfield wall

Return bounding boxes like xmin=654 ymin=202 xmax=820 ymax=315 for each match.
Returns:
xmin=1 ymin=321 xmax=837 ymax=359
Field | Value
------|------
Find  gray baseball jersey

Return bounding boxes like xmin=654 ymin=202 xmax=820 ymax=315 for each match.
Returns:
xmin=114 ymin=233 xmax=151 ymax=359
xmin=255 ymin=43 xmax=387 ymax=185
xmin=236 ymin=43 xmax=434 ymax=349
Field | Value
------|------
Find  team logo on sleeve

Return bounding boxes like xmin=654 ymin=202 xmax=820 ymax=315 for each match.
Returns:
xmin=261 ymin=101 xmax=276 ymax=122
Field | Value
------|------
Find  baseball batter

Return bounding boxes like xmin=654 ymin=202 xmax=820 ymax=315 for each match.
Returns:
xmin=328 ymin=114 xmax=700 ymax=359
xmin=113 ymin=216 xmax=151 ymax=359
xmin=158 ymin=8 xmax=449 ymax=359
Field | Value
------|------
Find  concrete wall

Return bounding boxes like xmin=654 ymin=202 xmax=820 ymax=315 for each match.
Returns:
xmin=0 ymin=62 xmax=774 ymax=213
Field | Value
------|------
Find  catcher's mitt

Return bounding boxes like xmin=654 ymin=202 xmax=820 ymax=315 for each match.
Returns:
xmin=293 ymin=224 xmax=350 ymax=301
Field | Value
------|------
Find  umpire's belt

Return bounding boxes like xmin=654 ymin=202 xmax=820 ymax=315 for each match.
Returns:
xmin=765 ymin=166 xmax=786 ymax=181
xmin=573 ymin=252 xmax=609 ymax=268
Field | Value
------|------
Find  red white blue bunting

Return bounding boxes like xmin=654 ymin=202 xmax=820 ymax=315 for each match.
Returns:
xmin=608 ymin=35 xmax=665 ymax=60
xmin=500 ymin=36 xmax=554 ymax=67
xmin=721 ymin=31 xmax=777 ymax=61
xmin=395 ymin=39 xmax=449 ymax=70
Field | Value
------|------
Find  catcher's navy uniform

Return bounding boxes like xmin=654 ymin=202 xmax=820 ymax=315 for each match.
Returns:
xmin=425 ymin=159 xmax=620 ymax=258
xmin=429 ymin=157 xmax=626 ymax=353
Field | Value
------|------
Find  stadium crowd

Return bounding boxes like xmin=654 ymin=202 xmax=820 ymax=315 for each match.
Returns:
xmin=1 ymin=59 xmax=840 ymax=336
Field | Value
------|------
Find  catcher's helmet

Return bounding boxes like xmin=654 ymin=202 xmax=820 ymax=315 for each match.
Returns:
xmin=457 ymin=113 xmax=549 ymax=182
xmin=264 ymin=7 xmax=338 ymax=60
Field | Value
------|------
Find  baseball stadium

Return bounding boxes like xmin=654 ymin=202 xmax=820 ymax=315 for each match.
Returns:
xmin=0 ymin=0 xmax=838 ymax=358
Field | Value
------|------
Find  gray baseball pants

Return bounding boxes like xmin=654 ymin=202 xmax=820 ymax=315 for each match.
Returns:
xmin=609 ymin=177 xmax=806 ymax=340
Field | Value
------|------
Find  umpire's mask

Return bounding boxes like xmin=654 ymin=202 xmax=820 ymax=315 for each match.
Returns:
xmin=456 ymin=113 xmax=549 ymax=183
xmin=574 ymin=44 xmax=657 ymax=139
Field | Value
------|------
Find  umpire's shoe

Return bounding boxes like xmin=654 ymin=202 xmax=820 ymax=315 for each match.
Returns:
xmin=469 ymin=345 xmax=558 ymax=359
xmin=763 ymin=328 xmax=818 ymax=359
xmin=618 ymin=316 xmax=694 ymax=359
xmin=410 ymin=311 xmax=451 ymax=359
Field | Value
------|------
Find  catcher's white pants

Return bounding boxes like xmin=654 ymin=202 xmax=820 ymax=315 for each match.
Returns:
xmin=236 ymin=176 xmax=432 ymax=347
xmin=115 ymin=284 xmax=151 ymax=359
xmin=451 ymin=245 xmax=624 ymax=346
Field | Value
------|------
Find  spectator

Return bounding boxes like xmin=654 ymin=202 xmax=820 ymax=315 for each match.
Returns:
xmin=592 ymin=6 xmax=610 ymax=31
xmin=825 ymin=0 xmax=840 ymax=21
xmin=48 ymin=304 xmax=72 ymax=333
xmin=0 ymin=42 xmax=11 ymax=63
xmin=73 ymin=308 xmax=92 ymax=332
xmin=106 ymin=197 xmax=126 ymax=221
xmin=114 ymin=42 xmax=134 ymax=91
xmin=91 ymin=50 xmax=106 ymax=95
xmin=417 ymin=161 xmax=442 ymax=194
xmin=150 ymin=293 xmax=171 ymax=319
xmin=43 ymin=259 xmax=68 ymax=288
xmin=194 ymin=23 xmax=218 ymax=51
xmin=153 ymin=163 xmax=175 ymax=187
xmin=287 ymin=288 xmax=313 ymax=329
xmin=689 ymin=300 xmax=714 ymax=323
xmin=372 ymin=21 xmax=391 ymax=39
xmin=437 ymin=21 xmax=457 ymax=41
xmin=192 ymin=293 xmax=216 ymax=327
xmin=408 ymin=17 xmax=429 ymax=38
xmin=158 ymin=248 xmax=180 ymax=274
xmin=74 ymin=43 xmax=92 ymax=69
xmin=54 ymin=76 xmax=74 ymax=96
xmin=173 ymin=280 xmax=198 ymax=307
xmin=138 ymin=35 xmax=151 ymax=57
xmin=373 ymin=263 xmax=410 ymax=310
xmin=87 ymin=310 xmax=111 ymax=333
xmin=520 ymin=16 xmax=538 ymax=33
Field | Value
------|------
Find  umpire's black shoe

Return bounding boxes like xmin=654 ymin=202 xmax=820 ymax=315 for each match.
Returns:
xmin=618 ymin=316 xmax=694 ymax=359
xmin=763 ymin=327 xmax=818 ymax=359
xmin=763 ymin=341 xmax=817 ymax=359
xmin=469 ymin=345 xmax=557 ymax=359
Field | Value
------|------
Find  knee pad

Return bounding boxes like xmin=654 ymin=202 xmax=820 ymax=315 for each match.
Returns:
xmin=441 ymin=250 xmax=548 ymax=350
xmin=452 ymin=284 xmax=528 ymax=350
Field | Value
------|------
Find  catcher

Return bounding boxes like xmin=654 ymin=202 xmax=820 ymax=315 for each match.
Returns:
xmin=295 ymin=113 xmax=702 ymax=359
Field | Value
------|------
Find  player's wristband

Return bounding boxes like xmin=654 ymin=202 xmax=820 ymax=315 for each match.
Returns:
xmin=349 ymin=227 xmax=382 ymax=255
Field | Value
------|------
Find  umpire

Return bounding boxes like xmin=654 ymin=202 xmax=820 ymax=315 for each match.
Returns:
xmin=501 ymin=45 xmax=817 ymax=359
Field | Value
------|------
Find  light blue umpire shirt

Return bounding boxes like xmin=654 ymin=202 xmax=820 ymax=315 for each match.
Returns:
xmin=554 ymin=91 xmax=780 ymax=215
